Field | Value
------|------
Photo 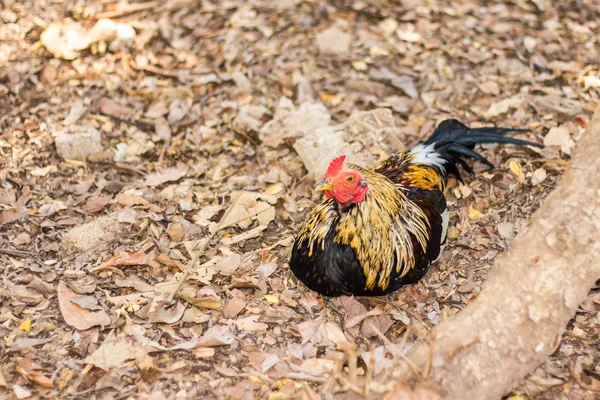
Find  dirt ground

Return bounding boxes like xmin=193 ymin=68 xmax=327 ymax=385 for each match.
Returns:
xmin=1 ymin=0 xmax=599 ymax=399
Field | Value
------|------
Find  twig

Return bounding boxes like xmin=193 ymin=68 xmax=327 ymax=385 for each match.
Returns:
xmin=0 ymin=248 xmax=34 ymax=258
xmin=364 ymin=345 xmax=375 ymax=397
xmin=242 ymin=235 xmax=294 ymax=257
xmin=94 ymin=0 xmax=162 ymax=19
xmin=367 ymin=322 xmax=423 ymax=378
xmin=423 ymin=332 xmax=435 ymax=379
xmin=282 ymin=372 xmax=327 ymax=383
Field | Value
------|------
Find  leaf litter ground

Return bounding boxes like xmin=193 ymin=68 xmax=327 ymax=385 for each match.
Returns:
xmin=0 ymin=1 xmax=599 ymax=399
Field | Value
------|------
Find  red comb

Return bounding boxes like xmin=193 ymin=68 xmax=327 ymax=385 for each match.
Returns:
xmin=325 ymin=155 xmax=346 ymax=178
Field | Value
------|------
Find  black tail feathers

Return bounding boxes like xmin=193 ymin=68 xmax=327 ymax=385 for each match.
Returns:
xmin=424 ymin=119 xmax=543 ymax=181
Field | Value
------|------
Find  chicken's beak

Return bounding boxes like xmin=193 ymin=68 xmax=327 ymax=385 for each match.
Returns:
xmin=315 ymin=179 xmax=333 ymax=192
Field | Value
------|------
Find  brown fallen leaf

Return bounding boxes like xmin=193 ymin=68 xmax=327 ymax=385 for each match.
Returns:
xmin=193 ymin=347 xmax=216 ymax=358
xmin=70 ymin=295 xmax=103 ymax=311
xmin=58 ymin=281 xmax=111 ymax=330
xmin=117 ymin=192 xmax=148 ymax=207
xmin=234 ymin=315 xmax=268 ymax=331
xmin=83 ymin=194 xmax=113 ymax=213
xmin=544 ymin=126 xmax=573 ymax=155
xmin=521 ymin=374 xmax=564 ymax=397
xmin=197 ymin=325 xmax=236 ymax=347
xmin=28 ymin=373 xmax=53 ymax=389
xmin=180 ymin=286 xmax=222 ymax=310
xmin=144 ymin=166 xmax=188 ymax=187
xmin=167 ymin=222 xmax=185 ymax=242
xmin=570 ymin=356 xmax=600 ymax=392
xmin=115 ymin=275 xmax=154 ymax=292
xmin=294 ymin=318 xmax=332 ymax=346
xmin=12 ymin=384 xmax=31 ymax=399
xmin=11 ymin=285 xmax=45 ymax=305
xmin=182 ymin=307 xmax=210 ymax=324
xmin=214 ymin=254 xmax=242 ymax=276
xmin=0 ymin=366 xmax=6 ymax=388
xmin=224 ymin=379 xmax=260 ymax=400
xmin=84 ymin=338 xmax=152 ymax=371
xmin=16 ymin=366 xmax=53 ymax=388
xmin=223 ymin=297 xmax=247 ymax=318
xmin=57 ymin=368 xmax=76 ymax=390
xmin=92 ymin=251 xmax=149 ymax=272
xmin=147 ymin=299 xmax=185 ymax=324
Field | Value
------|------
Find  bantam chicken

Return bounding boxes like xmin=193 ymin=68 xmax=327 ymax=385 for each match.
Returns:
xmin=290 ymin=119 xmax=542 ymax=296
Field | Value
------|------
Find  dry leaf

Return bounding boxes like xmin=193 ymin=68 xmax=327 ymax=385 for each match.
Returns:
xmin=198 ymin=325 xmax=236 ymax=347
xmin=182 ymin=307 xmax=210 ymax=324
xmin=95 ymin=251 xmax=149 ymax=271
xmin=117 ymin=192 xmax=148 ymax=207
xmin=468 ymin=205 xmax=484 ymax=221
xmin=221 ymin=226 xmax=268 ymax=245
xmin=193 ymin=347 xmax=216 ymax=358
xmin=223 ymin=297 xmax=247 ymax=319
xmin=0 ymin=367 xmax=6 ymax=388
xmin=257 ymin=262 xmax=278 ymax=277
xmin=167 ymin=223 xmax=185 ymax=242
xmin=219 ymin=192 xmax=277 ymax=230
xmin=396 ymin=25 xmax=421 ymax=42
xmin=531 ymin=168 xmax=547 ymax=186
xmin=70 ymin=295 xmax=103 ymax=311
xmin=234 ymin=315 xmax=268 ymax=331
xmin=144 ymin=167 xmax=188 ymax=187
xmin=12 ymin=384 xmax=32 ymax=399
xmin=497 ymin=222 xmax=515 ymax=239
xmin=11 ymin=285 xmax=45 ymax=305
xmin=84 ymin=338 xmax=150 ymax=371
xmin=16 ymin=366 xmax=54 ymax=389
xmin=27 ymin=373 xmax=54 ymax=389
xmin=214 ymin=254 xmax=242 ymax=276
xmin=544 ymin=126 xmax=572 ymax=154
xmin=115 ymin=275 xmax=154 ymax=292
xmin=484 ymin=95 xmax=523 ymax=118
xmin=147 ymin=300 xmax=185 ymax=324
xmin=58 ymin=281 xmax=111 ymax=330
xmin=83 ymin=195 xmax=113 ymax=213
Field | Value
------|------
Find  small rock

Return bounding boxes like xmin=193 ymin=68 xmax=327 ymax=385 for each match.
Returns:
xmin=572 ymin=326 xmax=585 ymax=338
xmin=54 ymin=128 xmax=104 ymax=161
xmin=316 ymin=26 xmax=351 ymax=55
xmin=61 ymin=214 xmax=122 ymax=253
xmin=41 ymin=22 xmax=90 ymax=60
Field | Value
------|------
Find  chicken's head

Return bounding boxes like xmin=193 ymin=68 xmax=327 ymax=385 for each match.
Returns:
xmin=316 ymin=155 xmax=368 ymax=208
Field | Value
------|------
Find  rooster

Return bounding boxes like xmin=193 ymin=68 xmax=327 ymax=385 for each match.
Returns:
xmin=289 ymin=119 xmax=542 ymax=296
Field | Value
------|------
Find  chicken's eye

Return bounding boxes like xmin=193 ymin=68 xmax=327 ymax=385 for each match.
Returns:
xmin=346 ymin=176 xmax=355 ymax=183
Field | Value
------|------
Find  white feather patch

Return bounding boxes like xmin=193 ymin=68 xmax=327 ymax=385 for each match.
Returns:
xmin=433 ymin=209 xmax=449 ymax=263
xmin=440 ymin=208 xmax=449 ymax=243
xmin=409 ymin=143 xmax=446 ymax=170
